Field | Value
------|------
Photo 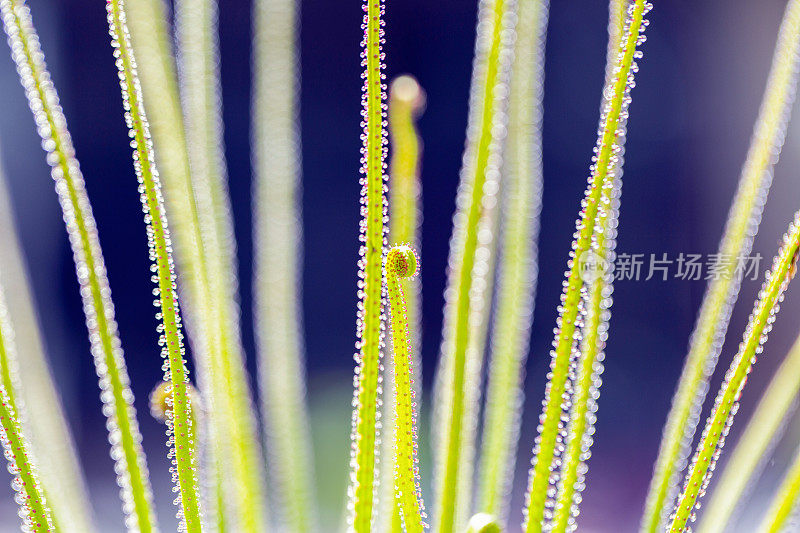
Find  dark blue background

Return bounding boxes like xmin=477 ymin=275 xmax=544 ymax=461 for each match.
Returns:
xmin=1 ymin=0 xmax=800 ymax=531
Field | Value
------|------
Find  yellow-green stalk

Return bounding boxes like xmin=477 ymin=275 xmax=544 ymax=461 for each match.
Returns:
xmin=105 ymin=0 xmax=202 ymax=529
xmin=0 ymin=151 xmax=94 ymax=533
xmin=125 ymin=1 xmax=244 ymax=529
xmin=0 ymin=1 xmax=159 ymax=530
xmin=642 ymin=1 xmax=800 ymax=529
xmin=174 ymin=0 xmax=270 ymax=529
xmin=347 ymin=0 xmax=388 ymax=528
xmin=0 ymin=383 xmax=52 ymax=533
xmin=550 ymin=2 xmax=628 ymax=530
xmin=476 ymin=0 xmax=548 ymax=521
xmin=0 ymin=277 xmax=54 ymax=532
xmin=758 ymin=443 xmax=800 ymax=533
xmin=0 ymin=277 xmax=60 ymax=533
xmin=385 ymin=246 xmax=426 ymax=533
xmin=522 ymin=2 xmax=651 ymax=531
xmin=253 ymin=0 xmax=316 ymax=530
xmin=550 ymin=189 xmax=615 ymax=533
xmin=147 ymin=380 xmax=214 ymax=525
xmin=431 ymin=0 xmax=517 ymax=528
xmin=149 ymin=381 xmax=203 ymax=461
xmin=380 ymin=74 xmax=425 ymax=533
xmin=698 ymin=332 xmax=800 ymax=533
xmin=124 ymin=0 xmax=206 ymax=338
xmin=668 ymin=210 xmax=800 ymax=532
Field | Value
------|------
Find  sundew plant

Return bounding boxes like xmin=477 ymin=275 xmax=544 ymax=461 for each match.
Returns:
xmin=4 ymin=0 xmax=800 ymax=532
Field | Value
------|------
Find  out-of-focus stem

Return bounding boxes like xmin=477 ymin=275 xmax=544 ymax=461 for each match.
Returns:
xmin=253 ymin=0 xmax=316 ymax=530
xmin=431 ymin=0 xmax=517 ymax=529
xmin=476 ymin=0 xmax=548 ymax=521
xmin=698 ymin=333 xmax=800 ymax=533
xmin=668 ymin=212 xmax=800 ymax=532
xmin=758 ymin=443 xmax=800 ymax=533
xmin=174 ymin=0 xmax=270 ymax=529
xmin=642 ymin=1 xmax=800 ymax=529
xmin=125 ymin=1 xmax=238 ymax=529
xmin=466 ymin=513 xmax=502 ymax=533
xmin=0 ymin=152 xmax=94 ymax=533
xmin=1 ymin=2 xmax=159 ymax=529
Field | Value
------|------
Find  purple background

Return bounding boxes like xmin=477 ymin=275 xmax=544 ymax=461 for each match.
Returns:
xmin=1 ymin=0 xmax=800 ymax=531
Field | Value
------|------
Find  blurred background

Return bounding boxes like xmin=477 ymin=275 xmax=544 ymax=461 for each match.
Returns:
xmin=1 ymin=0 xmax=800 ymax=531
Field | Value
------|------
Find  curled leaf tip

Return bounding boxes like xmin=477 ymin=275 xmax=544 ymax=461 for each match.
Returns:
xmin=387 ymin=245 xmax=419 ymax=278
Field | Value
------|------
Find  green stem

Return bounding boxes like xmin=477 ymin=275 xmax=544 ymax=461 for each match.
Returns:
xmin=758 ymin=444 xmax=800 ymax=533
xmin=550 ymin=2 xmax=627 ymax=529
xmin=253 ymin=0 xmax=316 ymax=529
xmin=698 ymin=331 xmax=800 ymax=533
xmin=387 ymin=76 xmax=424 ymax=250
xmin=432 ymin=0 xmax=516 ymax=528
xmin=0 ymin=149 xmax=93 ymax=533
xmin=149 ymin=381 xmax=202 ymax=462
xmin=0 ymin=200 xmax=66 ymax=533
xmin=0 ymin=385 xmax=52 ymax=533
xmin=0 ymin=282 xmax=53 ymax=533
xmin=124 ymin=1 xmax=245 ymax=529
xmin=550 ymin=201 xmax=613 ymax=533
xmin=385 ymin=246 xmax=426 ymax=533
xmin=476 ymin=0 xmax=548 ymax=520
xmin=105 ymin=1 xmax=202 ymax=530
xmin=668 ymin=211 xmax=800 ymax=532
xmin=0 ymin=293 xmax=19 ymax=421
xmin=174 ymin=0 xmax=269 ymax=529
xmin=522 ymin=2 xmax=650 ymax=531
xmin=348 ymin=0 xmax=387 ymax=528
xmin=0 ymin=2 xmax=158 ymax=530
xmin=641 ymin=1 xmax=800 ymax=529
xmin=381 ymin=74 xmax=425 ymax=533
